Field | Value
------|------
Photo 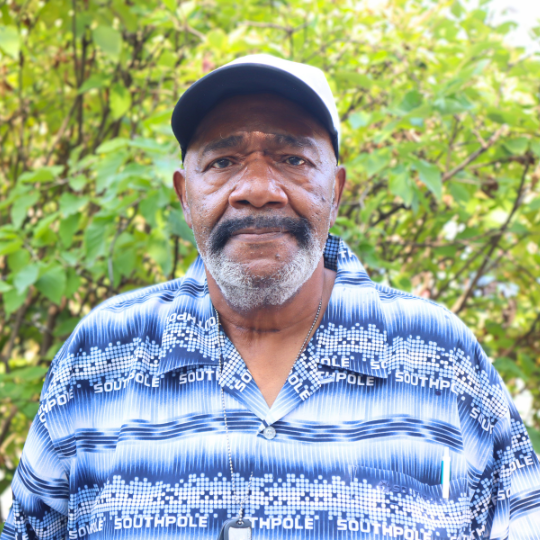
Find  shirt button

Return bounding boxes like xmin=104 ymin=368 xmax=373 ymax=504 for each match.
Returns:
xmin=263 ymin=426 xmax=276 ymax=440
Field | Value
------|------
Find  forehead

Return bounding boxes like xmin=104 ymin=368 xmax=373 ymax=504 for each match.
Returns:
xmin=188 ymin=93 xmax=333 ymax=153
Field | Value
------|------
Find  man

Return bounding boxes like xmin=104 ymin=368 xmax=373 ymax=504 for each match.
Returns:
xmin=2 ymin=55 xmax=539 ymax=540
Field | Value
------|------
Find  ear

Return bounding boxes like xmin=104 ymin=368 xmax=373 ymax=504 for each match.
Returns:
xmin=329 ymin=166 xmax=346 ymax=227
xmin=172 ymin=169 xmax=193 ymax=228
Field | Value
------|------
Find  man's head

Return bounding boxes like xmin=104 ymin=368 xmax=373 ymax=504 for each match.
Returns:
xmin=172 ymin=57 xmax=345 ymax=312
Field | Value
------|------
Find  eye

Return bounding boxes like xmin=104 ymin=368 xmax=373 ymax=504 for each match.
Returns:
xmin=285 ymin=156 xmax=306 ymax=166
xmin=211 ymin=158 xmax=233 ymax=169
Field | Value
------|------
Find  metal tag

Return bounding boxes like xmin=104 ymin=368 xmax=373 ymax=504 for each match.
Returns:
xmin=218 ymin=518 xmax=252 ymax=540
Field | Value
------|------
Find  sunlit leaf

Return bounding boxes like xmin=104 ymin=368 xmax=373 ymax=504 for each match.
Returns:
xmin=414 ymin=160 xmax=443 ymax=200
xmin=92 ymin=26 xmax=122 ymax=60
xmin=0 ymin=25 xmax=20 ymax=58
xmin=110 ymin=84 xmax=131 ymax=120
xmin=14 ymin=264 xmax=39 ymax=294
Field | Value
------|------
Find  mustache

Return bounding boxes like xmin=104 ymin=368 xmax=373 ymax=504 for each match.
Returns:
xmin=209 ymin=215 xmax=312 ymax=254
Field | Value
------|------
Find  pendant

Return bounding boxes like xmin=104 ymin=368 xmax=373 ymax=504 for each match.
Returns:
xmin=218 ymin=518 xmax=253 ymax=540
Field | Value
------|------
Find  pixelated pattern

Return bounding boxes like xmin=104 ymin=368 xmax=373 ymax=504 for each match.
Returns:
xmin=3 ymin=234 xmax=540 ymax=540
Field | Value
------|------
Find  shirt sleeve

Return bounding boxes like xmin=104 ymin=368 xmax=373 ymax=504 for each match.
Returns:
xmin=1 ymin=343 xmax=73 ymax=540
xmin=458 ymin=339 xmax=540 ymax=539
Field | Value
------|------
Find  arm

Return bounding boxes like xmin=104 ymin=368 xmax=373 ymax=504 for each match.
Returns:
xmin=2 ymin=344 xmax=74 ymax=540
xmin=458 ymin=340 xmax=540 ymax=539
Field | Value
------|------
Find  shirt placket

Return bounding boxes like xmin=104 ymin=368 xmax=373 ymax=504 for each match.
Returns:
xmin=217 ymin=329 xmax=269 ymax=421
xmin=259 ymin=339 xmax=322 ymax=431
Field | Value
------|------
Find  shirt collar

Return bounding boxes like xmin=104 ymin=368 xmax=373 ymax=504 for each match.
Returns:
xmin=157 ymin=234 xmax=388 ymax=379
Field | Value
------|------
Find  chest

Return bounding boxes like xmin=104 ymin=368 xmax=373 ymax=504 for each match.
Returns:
xmin=68 ymin=363 xmax=470 ymax=540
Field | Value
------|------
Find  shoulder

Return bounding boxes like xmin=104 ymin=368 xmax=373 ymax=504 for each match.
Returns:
xmin=372 ymin=282 xmax=476 ymax=350
xmin=41 ymin=275 xmax=200 ymax=397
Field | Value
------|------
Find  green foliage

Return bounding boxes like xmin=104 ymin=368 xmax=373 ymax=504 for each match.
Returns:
xmin=1 ymin=0 xmax=540 ymax=514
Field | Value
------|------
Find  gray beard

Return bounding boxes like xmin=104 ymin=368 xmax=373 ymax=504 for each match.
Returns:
xmin=200 ymin=234 xmax=326 ymax=312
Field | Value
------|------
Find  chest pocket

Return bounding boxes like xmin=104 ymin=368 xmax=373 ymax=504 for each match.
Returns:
xmin=344 ymin=465 xmax=470 ymax=539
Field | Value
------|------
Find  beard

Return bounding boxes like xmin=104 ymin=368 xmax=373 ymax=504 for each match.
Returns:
xmin=195 ymin=215 xmax=327 ymax=312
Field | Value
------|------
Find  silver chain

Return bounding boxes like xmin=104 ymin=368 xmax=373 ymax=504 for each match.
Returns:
xmin=215 ymin=297 xmax=323 ymax=523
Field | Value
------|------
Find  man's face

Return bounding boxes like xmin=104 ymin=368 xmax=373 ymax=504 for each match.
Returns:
xmin=173 ymin=93 xmax=345 ymax=310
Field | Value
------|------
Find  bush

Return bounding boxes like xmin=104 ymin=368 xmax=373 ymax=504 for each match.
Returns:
xmin=1 ymin=0 xmax=540 ymax=514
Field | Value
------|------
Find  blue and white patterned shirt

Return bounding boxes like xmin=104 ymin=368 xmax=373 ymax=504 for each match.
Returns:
xmin=3 ymin=235 xmax=540 ymax=540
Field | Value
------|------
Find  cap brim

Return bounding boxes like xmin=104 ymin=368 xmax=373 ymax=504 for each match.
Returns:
xmin=171 ymin=63 xmax=339 ymax=161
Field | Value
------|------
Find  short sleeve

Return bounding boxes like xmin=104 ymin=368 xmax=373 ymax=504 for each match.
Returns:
xmin=456 ymin=339 xmax=540 ymax=538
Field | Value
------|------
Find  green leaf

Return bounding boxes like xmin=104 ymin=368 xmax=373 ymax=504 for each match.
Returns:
xmin=493 ymin=357 xmax=526 ymax=380
xmin=95 ymin=138 xmax=129 ymax=153
xmin=59 ymin=193 xmax=89 ymax=217
xmin=110 ymin=84 xmax=131 ymax=120
xmin=503 ymin=137 xmax=529 ymax=155
xmin=449 ymin=181 xmax=470 ymax=204
xmin=84 ymin=220 xmax=109 ymax=261
xmin=92 ymin=26 xmax=122 ymax=60
xmin=78 ymin=73 xmax=110 ymax=94
xmin=11 ymin=192 xmax=40 ymax=228
xmin=168 ymin=209 xmax=195 ymax=245
xmin=64 ymin=267 xmax=81 ymax=297
xmin=349 ymin=111 xmax=371 ymax=130
xmin=0 ymin=240 xmax=22 ymax=256
xmin=388 ymin=167 xmax=414 ymax=206
xmin=162 ymin=0 xmax=177 ymax=11
xmin=7 ymin=249 xmax=30 ymax=272
xmin=333 ymin=71 xmax=373 ymax=89
xmin=0 ymin=25 xmax=20 ymax=58
xmin=68 ymin=174 xmax=87 ymax=191
xmin=398 ymin=90 xmax=423 ymax=113
xmin=3 ymin=288 xmax=26 ymax=315
xmin=59 ymin=213 xmax=80 ymax=248
xmin=0 ymin=280 xmax=12 ymax=293
xmin=361 ymin=149 xmax=391 ymax=177
xmin=14 ymin=264 xmax=39 ymax=294
xmin=20 ymin=402 xmax=40 ymax=419
xmin=414 ymin=160 xmax=442 ymax=200
xmin=35 ymin=265 xmax=66 ymax=305
xmin=53 ymin=317 xmax=80 ymax=337
xmin=18 ymin=166 xmax=62 ymax=183
xmin=526 ymin=426 xmax=540 ymax=453
xmin=147 ymin=230 xmax=172 ymax=276
xmin=530 ymin=139 xmax=540 ymax=158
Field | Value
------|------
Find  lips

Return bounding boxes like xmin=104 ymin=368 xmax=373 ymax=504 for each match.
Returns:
xmin=231 ymin=227 xmax=284 ymax=236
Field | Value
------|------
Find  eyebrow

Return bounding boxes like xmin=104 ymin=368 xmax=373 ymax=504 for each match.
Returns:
xmin=200 ymin=133 xmax=315 ymax=157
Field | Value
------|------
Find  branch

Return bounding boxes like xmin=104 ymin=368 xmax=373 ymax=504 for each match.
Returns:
xmin=501 ymin=312 xmax=540 ymax=358
xmin=0 ymin=406 xmax=18 ymax=448
xmin=107 ymin=204 xmax=141 ymax=292
xmin=0 ymin=291 xmax=33 ymax=373
xmin=442 ymin=127 xmax=506 ymax=182
xmin=452 ymin=163 xmax=529 ymax=314
xmin=44 ymin=99 xmax=78 ymax=165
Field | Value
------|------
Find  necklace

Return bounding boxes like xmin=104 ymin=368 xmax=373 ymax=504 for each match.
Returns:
xmin=215 ymin=298 xmax=323 ymax=540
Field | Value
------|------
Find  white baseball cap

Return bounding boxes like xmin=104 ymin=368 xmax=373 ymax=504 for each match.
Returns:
xmin=171 ymin=54 xmax=340 ymax=162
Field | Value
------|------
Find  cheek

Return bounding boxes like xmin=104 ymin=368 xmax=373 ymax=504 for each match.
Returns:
xmin=186 ymin=183 xmax=228 ymax=230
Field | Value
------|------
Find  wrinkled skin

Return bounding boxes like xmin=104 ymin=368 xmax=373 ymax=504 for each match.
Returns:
xmin=173 ymin=93 xmax=346 ymax=405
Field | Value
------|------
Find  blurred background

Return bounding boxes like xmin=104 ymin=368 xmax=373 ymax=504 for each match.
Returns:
xmin=1 ymin=0 xmax=540 ymax=524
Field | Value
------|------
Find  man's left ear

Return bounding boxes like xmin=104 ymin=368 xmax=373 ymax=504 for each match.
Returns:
xmin=330 ymin=166 xmax=346 ymax=226
xmin=172 ymin=169 xmax=193 ymax=228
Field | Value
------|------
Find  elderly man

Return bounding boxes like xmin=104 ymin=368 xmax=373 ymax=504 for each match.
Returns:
xmin=3 ymin=55 xmax=540 ymax=540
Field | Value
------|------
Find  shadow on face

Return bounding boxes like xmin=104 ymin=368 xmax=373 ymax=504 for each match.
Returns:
xmin=173 ymin=93 xmax=345 ymax=282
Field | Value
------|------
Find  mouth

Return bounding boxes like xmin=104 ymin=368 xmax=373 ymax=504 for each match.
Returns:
xmin=230 ymin=227 xmax=288 ymax=241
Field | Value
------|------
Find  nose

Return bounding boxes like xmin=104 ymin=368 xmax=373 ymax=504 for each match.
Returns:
xmin=228 ymin=156 xmax=288 ymax=210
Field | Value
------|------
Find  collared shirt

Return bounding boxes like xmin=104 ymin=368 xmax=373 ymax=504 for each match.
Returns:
xmin=3 ymin=235 xmax=540 ymax=540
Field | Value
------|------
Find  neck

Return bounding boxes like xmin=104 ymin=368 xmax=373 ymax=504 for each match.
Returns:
xmin=208 ymin=258 xmax=336 ymax=407
xmin=207 ymin=259 xmax=334 ymax=337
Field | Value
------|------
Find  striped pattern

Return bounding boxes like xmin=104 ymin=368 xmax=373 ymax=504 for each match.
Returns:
xmin=2 ymin=235 xmax=539 ymax=540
